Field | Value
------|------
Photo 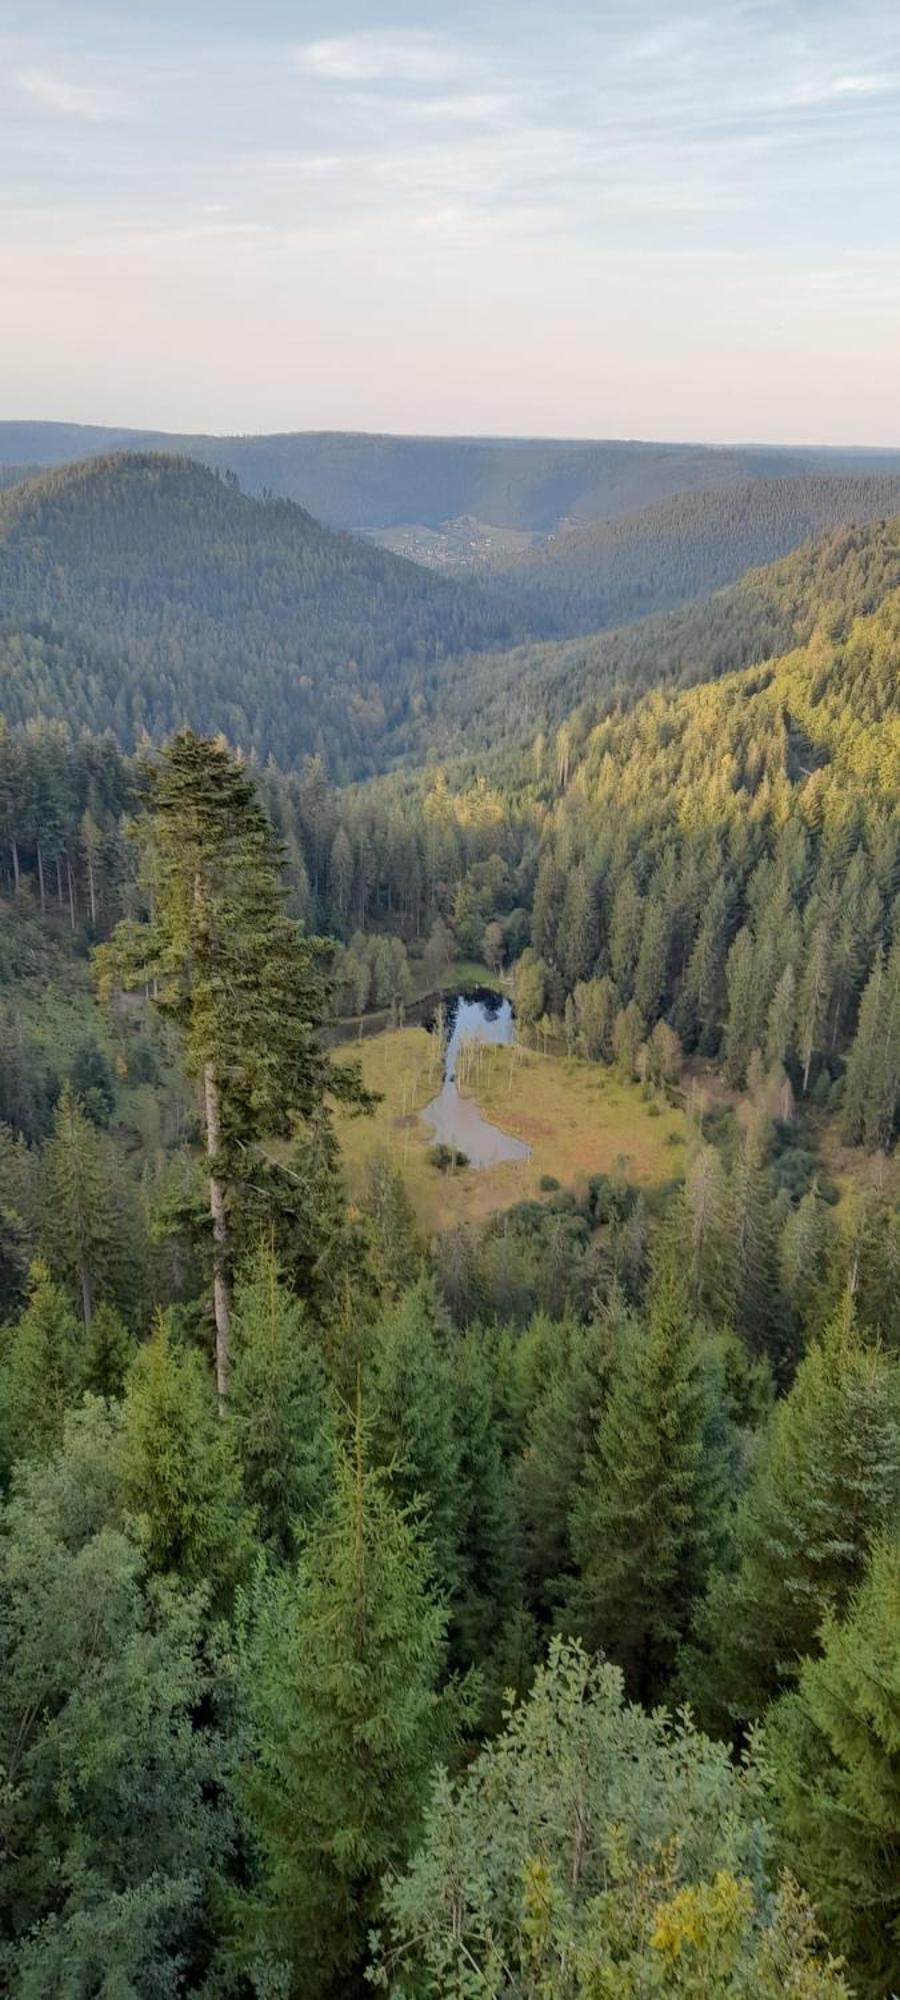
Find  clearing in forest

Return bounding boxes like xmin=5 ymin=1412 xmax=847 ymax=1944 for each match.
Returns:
xmin=332 ymin=1027 xmax=688 ymax=1232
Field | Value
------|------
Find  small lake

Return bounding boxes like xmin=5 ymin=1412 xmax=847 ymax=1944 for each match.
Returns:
xmin=421 ymin=990 xmax=531 ymax=1170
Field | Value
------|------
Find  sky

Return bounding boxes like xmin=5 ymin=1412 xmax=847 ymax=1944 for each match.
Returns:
xmin=2 ymin=1 xmax=899 ymax=444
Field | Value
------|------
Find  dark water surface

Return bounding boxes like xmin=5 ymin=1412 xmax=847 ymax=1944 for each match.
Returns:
xmin=421 ymin=990 xmax=530 ymax=1169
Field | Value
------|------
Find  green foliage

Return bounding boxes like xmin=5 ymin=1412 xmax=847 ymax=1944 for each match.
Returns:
xmin=372 ymin=1636 xmax=849 ymax=1999
xmin=39 ymin=1084 xmax=135 ymax=1328
xmin=841 ymin=934 xmax=900 ymax=1151
xmin=0 ymin=454 xmax=528 ymax=776
xmin=689 ymin=1308 xmax=900 ymax=1725
xmin=365 ymin=1279 xmax=463 ymax=1608
xmin=492 ymin=473 xmax=900 ymax=634
xmin=0 ymin=1401 xmax=223 ymax=1997
xmin=0 ymin=1260 xmax=82 ymax=1478
xmin=766 ymin=1537 xmax=900 ymax=1997
xmin=516 ymin=1311 xmax=616 ymax=1619
xmin=98 ymin=731 xmax=369 ymax=1395
xmin=228 ymin=1243 xmax=336 ymax=1559
xmin=68 ymin=1036 xmax=116 ymax=1126
xmin=570 ymin=1269 xmax=729 ymax=1702
xmin=123 ymin=1315 xmax=254 ymax=1605
xmin=1 ymin=474 xmax=899 ymax=1999
xmin=232 ymin=1416 xmax=460 ymax=1996
xmin=77 ymin=1298 xmax=135 ymax=1399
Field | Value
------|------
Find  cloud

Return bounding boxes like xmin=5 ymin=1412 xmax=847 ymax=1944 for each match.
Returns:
xmin=13 ymin=67 xmax=128 ymax=122
xmin=293 ymin=32 xmax=457 ymax=84
xmin=405 ymin=93 xmax=513 ymax=124
xmin=778 ymin=70 xmax=898 ymax=108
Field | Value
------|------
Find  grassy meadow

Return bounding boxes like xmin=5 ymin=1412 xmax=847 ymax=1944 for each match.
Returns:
xmin=332 ymin=1026 xmax=689 ymax=1233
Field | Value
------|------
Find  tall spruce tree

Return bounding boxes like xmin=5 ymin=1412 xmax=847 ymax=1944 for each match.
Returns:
xmin=570 ymin=1265 xmax=727 ymax=1703
xmin=688 ymin=1306 xmax=900 ymax=1726
xmin=765 ymin=1536 xmax=900 ymax=1998
xmin=0 ymin=1402 xmax=221 ymax=1997
xmin=841 ymin=931 xmax=900 ymax=1152
xmin=0 ymin=1261 xmax=82 ymax=1477
xmin=39 ymin=1084 xmax=118 ymax=1327
xmin=233 ymin=1409 xmax=459 ymax=1996
xmin=96 ymin=732 xmax=366 ymax=1403
xmin=728 ymin=1129 xmax=790 ymax=1379
xmin=365 ymin=1278 xmax=463 ymax=1609
xmin=122 ymin=1313 xmax=254 ymax=1607
xmin=228 ymin=1242 xmax=336 ymax=1559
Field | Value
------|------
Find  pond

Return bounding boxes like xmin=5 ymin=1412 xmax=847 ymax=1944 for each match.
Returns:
xmin=421 ymin=990 xmax=531 ymax=1170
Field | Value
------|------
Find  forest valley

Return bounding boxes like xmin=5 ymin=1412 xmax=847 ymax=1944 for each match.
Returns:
xmin=0 ymin=467 xmax=898 ymax=1998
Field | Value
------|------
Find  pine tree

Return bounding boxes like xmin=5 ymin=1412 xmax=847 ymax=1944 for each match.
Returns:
xmin=122 ymin=1313 xmax=254 ymax=1605
xmin=841 ymin=931 xmax=900 ymax=1151
xmin=327 ymin=823 xmax=354 ymax=929
xmin=0 ymin=1401 xmax=220 ymax=1996
xmin=682 ymin=1145 xmax=735 ymax=1324
xmin=609 ymin=871 xmax=643 ymax=1000
xmin=228 ymin=1243 xmax=336 ymax=1559
xmin=728 ymin=1131 xmax=790 ymax=1378
xmin=797 ymin=923 xmax=832 ymax=1093
xmin=723 ymin=927 xmax=764 ymax=1087
xmin=516 ymin=1313 xmax=616 ymax=1618
xmin=365 ymin=1279 xmax=463 ymax=1608
xmin=689 ymin=1308 xmax=900 ymax=1726
xmin=96 ymin=733 xmax=366 ymax=1404
xmin=766 ymin=962 xmax=796 ymax=1070
xmin=452 ymin=1329 xmax=521 ymax=1676
xmin=573 ymin=974 xmax=617 ymax=1062
xmin=0 ymin=1261 xmax=82 ymax=1476
xmin=633 ymin=894 xmax=671 ymax=1022
xmin=780 ymin=1186 xmax=834 ymax=1341
xmin=558 ymin=864 xmax=597 ymax=987
xmin=233 ymin=1409 xmax=459 ymax=1994
xmin=570 ymin=1266 xmax=727 ymax=1703
xmin=766 ymin=1538 xmax=900 ymax=1998
xmin=685 ymin=876 xmax=731 ymax=1025
xmin=39 ymin=1084 xmax=117 ymax=1327
xmin=78 ymin=1299 xmax=135 ymax=1399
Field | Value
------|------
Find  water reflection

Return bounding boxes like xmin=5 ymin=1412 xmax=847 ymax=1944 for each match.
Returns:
xmin=422 ymin=991 xmax=530 ymax=1169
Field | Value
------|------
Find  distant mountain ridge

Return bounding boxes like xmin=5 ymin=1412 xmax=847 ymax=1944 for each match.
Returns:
xmin=4 ymin=421 xmax=900 ymax=534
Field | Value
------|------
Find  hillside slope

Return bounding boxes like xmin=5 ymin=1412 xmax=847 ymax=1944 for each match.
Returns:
xmin=489 ymin=475 xmax=900 ymax=631
xmin=0 ymin=454 xmax=528 ymax=775
xmin=5 ymin=422 xmax=900 ymax=532
xmin=379 ymin=516 xmax=900 ymax=772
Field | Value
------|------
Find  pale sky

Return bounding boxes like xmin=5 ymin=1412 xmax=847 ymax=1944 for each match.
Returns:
xmin=2 ymin=1 xmax=899 ymax=444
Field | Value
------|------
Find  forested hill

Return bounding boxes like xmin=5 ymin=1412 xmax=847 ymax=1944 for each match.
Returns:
xmin=377 ymin=514 xmax=900 ymax=772
xmin=0 ymin=453 xmax=529 ymax=775
xmin=5 ymin=420 xmax=900 ymax=530
xmin=488 ymin=473 xmax=900 ymax=633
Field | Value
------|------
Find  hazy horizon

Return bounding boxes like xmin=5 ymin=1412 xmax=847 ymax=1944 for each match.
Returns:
xmin=6 ymin=417 xmax=900 ymax=455
xmin=3 ymin=1 xmax=899 ymax=444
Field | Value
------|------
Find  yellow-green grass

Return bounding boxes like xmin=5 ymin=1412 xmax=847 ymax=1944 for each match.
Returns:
xmin=332 ymin=1028 xmax=688 ymax=1233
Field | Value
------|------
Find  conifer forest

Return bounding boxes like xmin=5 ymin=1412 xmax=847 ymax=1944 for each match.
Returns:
xmin=0 ymin=435 xmax=897 ymax=1999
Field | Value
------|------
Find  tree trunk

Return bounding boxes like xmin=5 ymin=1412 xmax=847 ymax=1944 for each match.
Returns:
xmin=36 ymin=842 xmax=46 ymax=914
xmin=87 ymin=855 xmax=97 ymax=929
xmin=10 ymin=838 xmax=20 ymax=895
xmin=204 ymin=1061 xmax=231 ymax=1411
xmin=80 ymin=1261 xmax=94 ymax=1330
xmin=67 ymin=856 xmax=76 ymax=931
xmin=56 ymin=854 xmax=64 ymax=909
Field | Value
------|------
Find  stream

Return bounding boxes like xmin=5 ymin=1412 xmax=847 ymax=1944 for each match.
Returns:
xmin=421 ymin=991 xmax=531 ymax=1169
